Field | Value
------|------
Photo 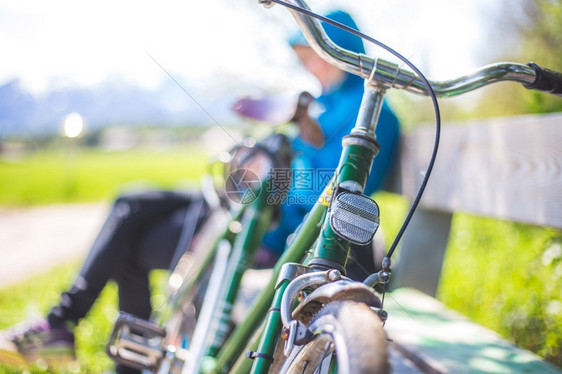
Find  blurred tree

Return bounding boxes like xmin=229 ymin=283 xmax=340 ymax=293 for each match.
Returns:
xmin=388 ymin=0 xmax=562 ymax=129
xmin=476 ymin=0 xmax=562 ymax=117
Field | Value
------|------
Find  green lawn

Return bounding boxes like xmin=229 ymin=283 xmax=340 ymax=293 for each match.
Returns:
xmin=439 ymin=215 xmax=562 ymax=366
xmin=0 ymin=146 xmax=210 ymax=206
xmin=0 ymin=147 xmax=560 ymax=371
xmin=0 ymin=145 xmax=207 ymax=372
xmin=0 ymin=262 xmax=168 ymax=373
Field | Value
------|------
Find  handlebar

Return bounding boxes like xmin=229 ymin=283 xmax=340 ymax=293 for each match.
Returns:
xmin=264 ymin=0 xmax=562 ymax=98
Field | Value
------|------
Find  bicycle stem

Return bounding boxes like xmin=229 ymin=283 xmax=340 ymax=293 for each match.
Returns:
xmin=353 ymin=84 xmax=386 ymax=137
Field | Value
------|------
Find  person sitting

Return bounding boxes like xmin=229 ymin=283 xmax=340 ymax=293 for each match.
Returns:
xmin=5 ymin=9 xmax=400 ymax=374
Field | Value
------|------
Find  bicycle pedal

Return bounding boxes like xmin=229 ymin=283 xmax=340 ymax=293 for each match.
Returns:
xmin=106 ymin=312 xmax=166 ymax=371
xmin=329 ymin=191 xmax=380 ymax=245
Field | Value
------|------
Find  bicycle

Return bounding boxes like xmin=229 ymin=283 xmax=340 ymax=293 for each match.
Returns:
xmin=106 ymin=0 xmax=562 ymax=373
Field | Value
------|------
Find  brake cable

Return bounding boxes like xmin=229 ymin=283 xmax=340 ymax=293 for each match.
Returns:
xmin=268 ymin=0 xmax=442 ymax=290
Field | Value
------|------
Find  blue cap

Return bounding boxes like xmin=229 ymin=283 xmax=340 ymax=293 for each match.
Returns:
xmin=289 ymin=10 xmax=365 ymax=54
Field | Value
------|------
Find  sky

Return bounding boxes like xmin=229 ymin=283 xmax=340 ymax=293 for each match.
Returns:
xmin=0 ymin=0 xmax=499 ymax=97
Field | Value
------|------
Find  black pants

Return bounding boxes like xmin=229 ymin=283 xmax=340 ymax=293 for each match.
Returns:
xmin=48 ymin=190 xmax=205 ymax=326
xmin=46 ymin=190 xmax=377 ymax=373
xmin=48 ymin=187 xmax=381 ymax=324
xmin=48 ymin=187 xmax=379 ymax=325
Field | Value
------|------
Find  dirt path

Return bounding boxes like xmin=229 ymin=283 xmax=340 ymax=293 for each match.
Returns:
xmin=0 ymin=203 xmax=109 ymax=288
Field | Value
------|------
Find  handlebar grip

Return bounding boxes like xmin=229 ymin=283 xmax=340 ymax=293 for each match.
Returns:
xmin=524 ymin=62 xmax=562 ymax=97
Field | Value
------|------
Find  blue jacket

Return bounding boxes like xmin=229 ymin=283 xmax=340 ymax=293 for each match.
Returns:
xmin=263 ymin=72 xmax=400 ymax=254
xmin=263 ymin=10 xmax=400 ymax=254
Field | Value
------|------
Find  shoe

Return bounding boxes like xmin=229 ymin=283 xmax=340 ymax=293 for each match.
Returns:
xmin=7 ymin=320 xmax=75 ymax=362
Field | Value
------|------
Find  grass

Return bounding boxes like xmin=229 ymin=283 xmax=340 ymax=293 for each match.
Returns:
xmin=0 ymin=145 xmax=210 ymax=206
xmin=438 ymin=215 xmax=562 ymax=367
xmin=0 ymin=147 xmax=560 ymax=371
xmin=0 ymin=262 xmax=168 ymax=373
xmin=0 ymin=145 xmax=206 ymax=372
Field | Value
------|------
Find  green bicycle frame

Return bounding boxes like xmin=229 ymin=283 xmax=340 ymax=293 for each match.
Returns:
xmin=246 ymin=85 xmax=385 ymax=374
xmin=196 ymin=84 xmax=386 ymax=374
xmin=212 ymin=199 xmax=328 ymax=372
xmin=206 ymin=185 xmax=275 ymax=357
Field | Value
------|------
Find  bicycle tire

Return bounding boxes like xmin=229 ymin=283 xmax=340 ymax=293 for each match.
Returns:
xmin=278 ymin=300 xmax=389 ymax=374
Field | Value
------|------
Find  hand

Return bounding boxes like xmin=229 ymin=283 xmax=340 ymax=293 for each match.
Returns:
xmin=296 ymin=114 xmax=324 ymax=148
xmin=292 ymin=92 xmax=325 ymax=148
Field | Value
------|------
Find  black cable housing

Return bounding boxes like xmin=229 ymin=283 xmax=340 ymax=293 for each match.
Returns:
xmin=270 ymin=0 xmax=441 ymax=262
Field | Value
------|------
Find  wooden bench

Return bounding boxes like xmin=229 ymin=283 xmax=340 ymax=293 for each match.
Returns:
xmin=385 ymin=288 xmax=561 ymax=373
xmin=388 ymin=112 xmax=562 ymax=295
xmin=382 ymin=112 xmax=562 ymax=373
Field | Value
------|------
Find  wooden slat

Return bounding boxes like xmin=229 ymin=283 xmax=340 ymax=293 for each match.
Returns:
xmin=384 ymin=288 xmax=562 ymax=373
xmin=398 ymin=113 xmax=562 ymax=228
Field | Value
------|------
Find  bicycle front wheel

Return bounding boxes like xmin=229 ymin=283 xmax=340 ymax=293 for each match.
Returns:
xmin=279 ymin=300 xmax=389 ymax=374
